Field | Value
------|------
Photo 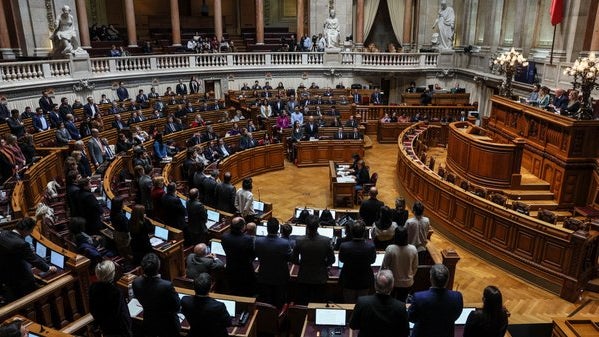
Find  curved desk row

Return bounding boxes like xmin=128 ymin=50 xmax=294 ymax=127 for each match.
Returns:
xmin=397 ymin=122 xmax=599 ymax=302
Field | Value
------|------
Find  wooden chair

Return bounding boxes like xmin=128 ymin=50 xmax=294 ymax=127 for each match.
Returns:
xmin=473 ymin=186 xmax=487 ymax=198
xmin=437 ymin=166 xmax=446 ymax=178
xmin=445 ymin=173 xmax=456 ymax=184
xmin=357 ymin=172 xmax=378 ymax=204
xmin=255 ymin=302 xmax=287 ymax=337
xmin=537 ymin=209 xmax=557 ymax=225
xmin=512 ymin=201 xmax=530 ymax=215
xmin=563 ymin=217 xmax=584 ymax=231
xmin=460 ymin=180 xmax=470 ymax=191
xmin=428 ymin=156 xmax=435 ymax=170
xmin=489 ymin=193 xmax=507 ymax=207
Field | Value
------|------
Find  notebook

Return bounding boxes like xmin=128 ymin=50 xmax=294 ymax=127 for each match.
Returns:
xmin=315 ymin=308 xmax=346 ymax=326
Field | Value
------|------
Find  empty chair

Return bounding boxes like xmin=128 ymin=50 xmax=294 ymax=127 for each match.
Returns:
xmin=512 ymin=201 xmax=530 ymax=215
xmin=445 ymin=173 xmax=456 ymax=184
xmin=563 ymin=217 xmax=584 ymax=231
xmin=537 ymin=209 xmax=557 ymax=225
xmin=489 ymin=193 xmax=507 ymax=207
xmin=437 ymin=166 xmax=446 ymax=178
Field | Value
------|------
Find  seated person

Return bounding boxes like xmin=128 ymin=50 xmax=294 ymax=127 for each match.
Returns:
xmin=304 ymin=116 xmax=319 ymax=138
xmin=348 ymin=127 xmax=363 ymax=140
xmin=334 ymin=126 xmax=346 ymax=140
xmin=547 ymin=88 xmax=568 ymax=111
xmin=560 ymin=90 xmax=581 ymax=116
xmin=186 ymin=243 xmax=225 ymax=279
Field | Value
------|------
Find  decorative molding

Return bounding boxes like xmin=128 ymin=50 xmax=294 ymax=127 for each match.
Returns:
xmin=72 ymin=79 xmax=95 ymax=92
xmin=45 ymin=0 xmax=55 ymax=33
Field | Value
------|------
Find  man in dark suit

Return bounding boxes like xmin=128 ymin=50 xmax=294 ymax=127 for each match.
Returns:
xmin=352 ymin=89 xmax=362 ymax=104
xmin=359 ymin=187 xmax=384 ymax=227
xmin=7 ymin=110 xmax=25 ymax=138
xmin=239 ymin=132 xmax=257 ymax=150
xmin=254 ymin=218 xmax=291 ymax=308
xmin=189 ymin=76 xmax=200 ymax=94
xmin=116 ymin=82 xmax=129 ymax=101
xmin=58 ymin=97 xmax=72 ymax=121
xmin=304 ymin=116 xmax=319 ymax=138
xmin=221 ymin=217 xmax=256 ymax=296
xmin=181 ymin=273 xmax=231 ymax=337
xmin=83 ymin=96 xmax=101 ymax=119
xmin=349 ymin=269 xmax=410 ymax=337
xmin=371 ymin=88 xmax=383 ymax=105
xmin=76 ymin=177 xmax=103 ymax=234
xmin=186 ymin=188 xmax=208 ymax=246
xmin=550 ymin=88 xmax=569 ymax=111
xmin=408 ymin=264 xmax=464 ymax=337
xmin=176 ymin=79 xmax=188 ymax=96
xmin=348 ymin=127 xmax=363 ymax=140
xmin=200 ymin=170 xmax=219 ymax=207
xmin=38 ymin=90 xmax=54 ymax=113
xmin=133 ymin=253 xmax=181 ymax=337
xmin=0 ymin=217 xmax=57 ymax=301
xmin=0 ymin=97 xmax=10 ymax=123
xmin=214 ymin=172 xmax=237 ymax=213
xmin=216 ymin=138 xmax=233 ymax=158
xmin=339 ymin=221 xmax=376 ymax=303
xmin=334 ymin=126 xmax=346 ymax=140
xmin=272 ymin=98 xmax=285 ymax=116
xmin=111 ymin=114 xmax=126 ymax=131
xmin=291 ymin=215 xmax=335 ymax=304
xmin=161 ymin=182 xmax=187 ymax=230
xmin=136 ymin=89 xmax=149 ymax=108
xmin=32 ymin=108 xmax=50 ymax=132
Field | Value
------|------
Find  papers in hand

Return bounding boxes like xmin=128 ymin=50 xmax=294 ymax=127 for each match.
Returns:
xmin=128 ymin=298 xmax=143 ymax=317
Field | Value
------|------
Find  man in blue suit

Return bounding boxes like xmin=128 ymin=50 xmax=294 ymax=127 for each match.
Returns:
xmin=116 ymin=82 xmax=129 ymax=101
xmin=408 ymin=264 xmax=463 ymax=337
xmin=254 ymin=218 xmax=291 ymax=308
xmin=32 ymin=108 xmax=50 ymax=132
xmin=550 ymin=88 xmax=569 ymax=111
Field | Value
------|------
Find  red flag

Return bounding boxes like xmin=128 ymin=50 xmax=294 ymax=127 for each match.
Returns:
xmin=550 ymin=0 xmax=564 ymax=26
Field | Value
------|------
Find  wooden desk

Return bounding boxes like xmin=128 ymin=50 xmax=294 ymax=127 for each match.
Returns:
xmin=401 ymin=93 xmax=471 ymax=106
xmin=552 ymin=316 xmax=599 ymax=337
xmin=301 ymin=303 xmax=356 ymax=337
xmin=329 ymin=161 xmax=356 ymax=208
xmin=130 ymin=288 xmax=257 ymax=337
xmin=3 ymin=315 xmax=72 ymax=337
xmin=296 ymin=140 xmax=364 ymax=167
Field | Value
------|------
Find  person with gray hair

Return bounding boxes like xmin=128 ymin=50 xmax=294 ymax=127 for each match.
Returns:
xmin=408 ymin=264 xmax=464 ymax=337
xmin=89 ymin=260 xmax=132 ymax=336
xmin=349 ymin=269 xmax=409 ymax=337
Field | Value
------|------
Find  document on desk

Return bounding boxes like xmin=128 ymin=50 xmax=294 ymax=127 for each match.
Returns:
xmin=337 ymin=176 xmax=355 ymax=183
xmin=128 ymin=298 xmax=143 ymax=317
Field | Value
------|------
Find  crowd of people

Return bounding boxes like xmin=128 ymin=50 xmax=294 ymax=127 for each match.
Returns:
xmin=527 ymin=84 xmax=582 ymax=117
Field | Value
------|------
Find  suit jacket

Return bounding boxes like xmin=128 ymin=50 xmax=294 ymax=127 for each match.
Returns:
xmin=186 ymin=253 xmax=225 ymax=279
xmin=349 ymin=293 xmax=409 ymax=337
xmin=0 ymin=229 xmax=50 ymax=298
xmin=189 ymin=80 xmax=200 ymax=94
xmin=221 ymin=231 xmax=256 ymax=284
xmin=371 ymin=92 xmax=383 ymax=104
xmin=66 ymin=121 xmax=81 ymax=140
xmin=291 ymin=234 xmax=335 ymax=284
xmin=0 ymin=104 xmax=9 ymax=122
xmin=339 ymin=239 xmax=376 ymax=289
xmin=359 ymin=198 xmax=384 ymax=227
xmin=89 ymin=281 xmax=132 ymax=336
xmin=84 ymin=103 xmax=100 ymax=118
xmin=334 ymin=131 xmax=346 ymax=139
xmin=181 ymin=295 xmax=231 ymax=337
xmin=201 ymin=177 xmax=218 ymax=207
xmin=214 ymin=182 xmax=237 ymax=213
xmin=87 ymin=137 xmax=105 ymax=166
xmin=553 ymin=95 xmax=569 ymax=110
xmin=304 ymin=123 xmax=319 ymax=138
xmin=33 ymin=115 xmax=50 ymax=132
xmin=176 ymin=83 xmax=188 ymax=95
xmin=77 ymin=189 xmax=104 ymax=233
xmin=48 ymin=111 xmax=62 ymax=128
xmin=217 ymin=143 xmax=233 ymax=158
xmin=132 ymin=276 xmax=181 ymax=337
xmin=186 ymin=199 xmax=207 ymax=237
xmin=239 ymin=136 xmax=257 ymax=150
xmin=408 ymin=288 xmax=464 ymax=337
xmin=116 ymin=87 xmax=129 ymax=101
xmin=353 ymin=93 xmax=362 ymax=104
xmin=39 ymin=96 xmax=54 ymax=113
xmin=161 ymin=193 xmax=187 ymax=229
xmin=255 ymin=235 xmax=291 ymax=285
xmin=7 ymin=117 xmax=25 ymax=138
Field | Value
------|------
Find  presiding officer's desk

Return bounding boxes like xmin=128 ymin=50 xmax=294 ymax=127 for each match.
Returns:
xmin=128 ymin=287 xmax=257 ymax=337
xmin=329 ymin=161 xmax=356 ymax=208
xmin=295 ymin=139 xmax=364 ymax=167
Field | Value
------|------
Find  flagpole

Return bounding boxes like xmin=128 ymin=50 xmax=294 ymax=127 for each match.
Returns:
xmin=550 ymin=25 xmax=557 ymax=65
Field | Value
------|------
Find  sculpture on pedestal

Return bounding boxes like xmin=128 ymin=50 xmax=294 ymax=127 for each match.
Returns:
xmin=432 ymin=0 xmax=455 ymax=50
xmin=51 ymin=5 xmax=87 ymax=58
xmin=323 ymin=9 xmax=340 ymax=48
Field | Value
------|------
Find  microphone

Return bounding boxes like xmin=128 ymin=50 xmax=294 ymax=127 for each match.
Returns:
xmin=258 ymin=189 xmax=261 ymax=202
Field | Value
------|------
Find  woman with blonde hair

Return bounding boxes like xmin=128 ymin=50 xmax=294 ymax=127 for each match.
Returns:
xmin=89 ymin=260 xmax=132 ymax=336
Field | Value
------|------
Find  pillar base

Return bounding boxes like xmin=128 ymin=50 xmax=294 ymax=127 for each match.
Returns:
xmin=0 ymin=48 xmax=16 ymax=60
xmin=70 ymin=53 xmax=92 ymax=80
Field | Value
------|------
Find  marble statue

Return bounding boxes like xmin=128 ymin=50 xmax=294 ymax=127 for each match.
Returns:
xmin=323 ymin=9 xmax=340 ymax=48
xmin=51 ymin=5 xmax=86 ymax=57
xmin=432 ymin=0 xmax=455 ymax=50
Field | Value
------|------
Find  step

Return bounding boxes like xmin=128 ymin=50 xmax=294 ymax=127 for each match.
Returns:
xmin=516 ymin=181 xmax=552 ymax=191
xmin=504 ymin=190 xmax=555 ymax=200
xmin=586 ymin=278 xmax=599 ymax=293
xmin=511 ymin=199 xmax=560 ymax=211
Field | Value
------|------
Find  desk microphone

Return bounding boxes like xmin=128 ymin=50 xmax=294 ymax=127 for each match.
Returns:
xmin=258 ymin=189 xmax=261 ymax=202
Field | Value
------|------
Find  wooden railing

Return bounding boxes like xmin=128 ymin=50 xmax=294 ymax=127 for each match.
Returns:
xmin=397 ymin=122 xmax=599 ymax=302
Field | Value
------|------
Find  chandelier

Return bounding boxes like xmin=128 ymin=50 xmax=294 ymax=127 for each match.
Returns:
xmin=563 ymin=52 xmax=598 ymax=120
xmin=493 ymin=48 xmax=529 ymax=98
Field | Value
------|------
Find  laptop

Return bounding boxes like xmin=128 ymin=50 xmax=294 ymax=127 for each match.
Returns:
xmin=319 ymin=227 xmax=334 ymax=239
xmin=210 ymin=240 xmax=226 ymax=256
xmin=294 ymin=208 xmax=314 ymax=219
xmin=256 ymin=225 xmax=268 ymax=236
xmin=206 ymin=209 xmax=221 ymax=229
xmin=35 ymin=242 xmax=48 ymax=259
xmin=150 ymin=226 xmax=169 ymax=247
xmin=215 ymin=299 xmax=236 ymax=317
xmin=290 ymin=225 xmax=306 ymax=237
xmin=371 ymin=253 xmax=385 ymax=267
xmin=253 ymin=201 xmax=265 ymax=215
xmin=455 ymin=308 xmax=476 ymax=325
xmin=315 ymin=308 xmax=346 ymax=326
xmin=50 ymin=250 xmax=65 ymax=269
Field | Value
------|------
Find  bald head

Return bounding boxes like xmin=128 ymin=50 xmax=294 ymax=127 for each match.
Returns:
xmin=369 ymin=187 xmax=378 ymax=198
xmin=245 ymin=222 xmax=257 ymax=236
xmin=193 ymin=243 xmax=208 ymax=256
xmin=375 ymin=269 xmax=394 ymax=295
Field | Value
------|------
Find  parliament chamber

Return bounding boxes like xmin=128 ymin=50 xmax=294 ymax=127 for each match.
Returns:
xmin=1 ymin=0 xmax=599 ymax=336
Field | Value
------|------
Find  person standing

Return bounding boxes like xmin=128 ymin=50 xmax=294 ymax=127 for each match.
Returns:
xmin=186 ymin=188 xmax=208 ymax=245
xmin=254 ymin=218 xmax=292 ymax=308
xmin=349 ymin=269 xmax=410 ymax=337
xmin=291 ymin=215 xmax=335 ymax=304
xmin=408 ymin=264 xmax=463 ymax=337
xmin=235 ymin=178 xmax=256 ymax=222
xmin=181 ymin=273 xmax=232 ymax=337
xmin=214 ymin=172 xmax=237 ymax=214
xmin=161 ymin=182 xmax=187 ymax=230
xmin=339 ymin=221 xmax=376 ymax=303
xmin=221 ymin=217 xmax=256 ymax=296
xmin=132 ymin=253 xmax=181 ymax=337
xmin=382 ymin=226 xmax=418 ymax=302
xmin=0 ymin=218 xmax=57 ymax=301
xmin=406 ymin=201 xmax=431 ymax=262
xmin=89 ymin=260 xmax=132 ymax=337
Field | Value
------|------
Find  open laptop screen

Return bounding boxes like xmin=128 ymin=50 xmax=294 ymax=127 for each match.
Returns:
xmin=154 ymin=226 xmax=169 ymax=241
xmin=211 ymin=241 xmax=226 ymax=256
xmin=253 ymin=201 xmax=265 ymax=212
xmin=207 ymin=209 xmax=220 ymax=222
xmin=315 ymin=308 xmax=346 ymax=326
xmin=50 ymin=250 xmax=65 ymax=269
xmin=35 ymin=242 xmax=47 ymax=258
xmin=215 ymin=299 xmax=236 ymax=317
